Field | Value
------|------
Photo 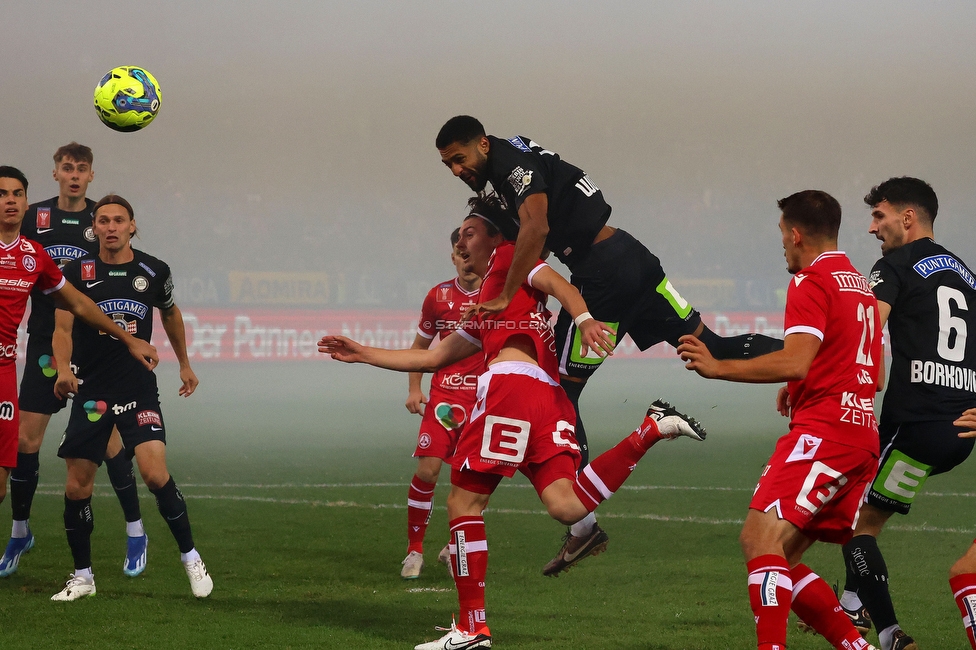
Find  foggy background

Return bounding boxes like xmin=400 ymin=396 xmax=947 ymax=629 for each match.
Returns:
xmin=3 ymin=1 xmax=974 ymax=312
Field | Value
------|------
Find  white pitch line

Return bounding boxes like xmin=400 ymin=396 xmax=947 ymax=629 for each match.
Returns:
xmin=33 ymin=490 xmax=976 ymax=534
xmin=32 ymin=482 xmax=976 ymax=497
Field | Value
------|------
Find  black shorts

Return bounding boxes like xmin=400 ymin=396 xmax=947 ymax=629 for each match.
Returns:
xmin=58 ymin=390 xmax=166 ymax=465
xmin=555 ymin=228 xmax=702 ymax=379
xmin=17 ymin=338 xmax=68 ymax=415
xmin=866 ymin=419 xmax=975 ymax=515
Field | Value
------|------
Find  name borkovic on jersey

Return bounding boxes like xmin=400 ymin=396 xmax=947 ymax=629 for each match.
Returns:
xmin=911 ymin=359 xmax=976 ymax=394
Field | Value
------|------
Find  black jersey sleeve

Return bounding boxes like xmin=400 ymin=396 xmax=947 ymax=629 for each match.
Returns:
xmin=869 ymin=255 xmax=902 ymax=308
xmin=488 ymin=136 xmax=550 ymax=209
xmin=155 ymin=263 xmax=175 ymax=310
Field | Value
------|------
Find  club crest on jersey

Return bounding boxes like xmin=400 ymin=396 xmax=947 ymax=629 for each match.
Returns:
xmin=133 ymin=276 xmax=149 ymax=292
xmin=436 ymin=285 xmax=453 ymax=303
xmin=21 ymin=255 xmax=35 ymax=272
xmin=81 ymin=261 xmax=96 ymax=281
xmin=36 ymin=208 xmax=51 ymax=229
xmin=786 ymin=434 xmax=822 ymax=462
xmin=507 ymin=167 xmax=533 ymax=196
xmin=84 ymin=227 xmax=96 ymax=242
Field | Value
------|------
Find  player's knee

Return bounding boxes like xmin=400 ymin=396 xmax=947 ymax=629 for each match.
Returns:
xmin=415 ymin=458 xmax=442 ymax=484
xmin=140 ymin=470 xmax=169 ymax=491
xmin=547 ymin=503 xmax=582 ymax=526
xmin=64 ymin=478 xmax=94 ymax=501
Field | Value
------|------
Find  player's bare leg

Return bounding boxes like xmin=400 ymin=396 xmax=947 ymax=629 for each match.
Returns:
xmin=0 ymin=411 xmax=49 ymax=577
xmin=950 ymin=542 xmax=976 ymax=649
xmin=403 ymin=455 xmax=443 ymax=579
xmin=132 ymin=441 xmax=212 ymax=598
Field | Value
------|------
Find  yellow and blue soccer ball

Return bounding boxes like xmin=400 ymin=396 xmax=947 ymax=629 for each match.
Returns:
xmin=93 ymin=66 xmax=161 ymax=132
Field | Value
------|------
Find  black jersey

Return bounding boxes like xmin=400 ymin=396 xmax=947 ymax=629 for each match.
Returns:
xmin=20 ymin=197 xmax=98 ymax=338
xmin=869 ymin=238 xmax=976 ymax=423
xmin=61 ymin=249 xmax=174 ymax=395
xmin=485 ymin=135 xmax=611 ymax=267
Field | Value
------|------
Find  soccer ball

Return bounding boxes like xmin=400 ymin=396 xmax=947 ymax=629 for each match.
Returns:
xmin=93 ymin=66 xmax=161 ymax=132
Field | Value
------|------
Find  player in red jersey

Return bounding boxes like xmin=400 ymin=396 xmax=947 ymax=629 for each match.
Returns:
xmin=400 ymin=228 xmax=482 ymax=579
xmin=0 ymin=167 xmax=157 ymax=557
xmin=1 ymin=143 xmax=150 ymax=581
xmin=320 ymin=197 xmax=707 ymax=650
xmin=678 ymin=190 xmax=882 ymax=650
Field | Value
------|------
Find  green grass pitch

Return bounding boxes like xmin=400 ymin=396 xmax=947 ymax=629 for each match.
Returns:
xmin=0 ymin=360 xmax=970 ymax=648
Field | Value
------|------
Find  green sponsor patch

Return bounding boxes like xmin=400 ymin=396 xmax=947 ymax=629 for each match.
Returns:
xmin=656 ymin=278 xmax=693 ymax=318
xmin=570 ymin=321 xmax=619 ymax=366
xmin=872 ymin=449 xmax=933 ymax=505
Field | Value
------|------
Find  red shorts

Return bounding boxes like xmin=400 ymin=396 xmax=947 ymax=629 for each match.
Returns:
xmin=751 ymin=430 xmax=878 ymax=544
xmin=413 ymin=386 xmax=476 ymax=460
xmin=0 ymin=364 xmax=19 ymax=468
xmin=450 ymin=362 xmax=581 ymax=497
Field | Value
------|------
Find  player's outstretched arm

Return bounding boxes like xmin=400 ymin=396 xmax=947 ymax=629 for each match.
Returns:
xmin=319 ymin=332 xmax=480 ymax=373
xmin=52 ymin=308 xmax=79 ymax=400
xmin=529 ymin=265 xmax=615 ymax=358
xmin=956 ymin=408 xmax=976 ymax=438
xmin=477 ymin=193 xmax=549 ymax=315
xmin=160 ymin=304 xmax=199 ymax=397
xmin=406 ymin=333 xmax=433 ymax=414
xmin=678 ymin=332 xmax=821 ymax=383
xmin=52 ymin=281 xmax=158 ymax=370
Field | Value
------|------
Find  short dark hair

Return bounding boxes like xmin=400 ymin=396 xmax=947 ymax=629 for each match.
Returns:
xmin=93 ymin=194 xmax=139 ymax=238
xmin=777 ymin=190 xmax=841 ymax=241
xmin=436 ymin=116 xmax=486 ymax=150
xmin=864 ymin=177 xmax=938 ymax=224
xmin=466 ymin=195 xmax=516 ymax=241
xmin=93 ymin=194 xmax=134 ymax=219
xmin=54 ymin=142 xmax=93 ymax=166
xmin=450 ymin=227 xmax=461 ymax=247
xmin=0 ymin=166 xmax=28 ymax=192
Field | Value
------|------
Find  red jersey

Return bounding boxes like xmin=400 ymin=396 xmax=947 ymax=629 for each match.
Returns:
xmin=458 ymin=242 xmax=559 ymax=382
xmin=417 ymin=278 xmax=482 ymax=392
xmin=784 ymin=251 xmax=881 ymax=453
xmin=0 ymin=236 xmax=64 ymax=367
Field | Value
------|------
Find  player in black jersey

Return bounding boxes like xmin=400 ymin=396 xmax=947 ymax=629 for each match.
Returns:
xmin=0 ymin=143 xmax=149 ymax=581
xmin=829 ymin=178 xmax=976 ymax=650
xmin=436 ymin=115 xmax=784 ymax=575
xmin=49 ymin=194 xmax=212 ymax=601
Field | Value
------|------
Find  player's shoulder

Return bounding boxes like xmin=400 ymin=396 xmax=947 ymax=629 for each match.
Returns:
xmin=131 ymin=248 xmax=170 ymax=274
xmin=27 ymin=196 xmax=58 ymax=212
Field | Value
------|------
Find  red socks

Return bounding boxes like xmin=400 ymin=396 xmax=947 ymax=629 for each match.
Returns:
xmin=951 ymin=573 xmax=976 ymax=649
xmin=791 ymin=563 xmax=869 ymax=649
xmin=572 ymin=417 xmax=662 ymax=511
xmin=406 ymin=476 xmax=437 ymax=554
xmin=747 ymin=555 xmax=793 ymax=650
xmin=449 ymin=516 xmax=489 ymax=635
